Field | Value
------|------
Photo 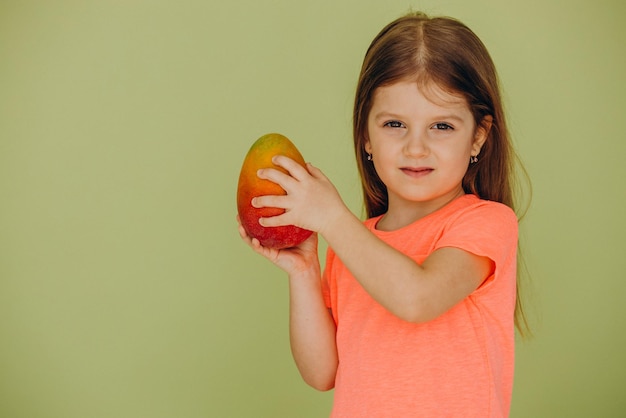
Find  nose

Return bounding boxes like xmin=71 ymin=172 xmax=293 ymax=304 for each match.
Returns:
xmin=404 ymin=129 xmax=428 ymax=158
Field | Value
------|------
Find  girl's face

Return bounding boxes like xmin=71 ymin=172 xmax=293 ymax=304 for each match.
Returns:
xmin=365 ymin=80 xmax=489 ymax=225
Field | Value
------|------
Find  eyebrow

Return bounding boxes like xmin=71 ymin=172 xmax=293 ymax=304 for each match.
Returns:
xmin=372 ymin=111 xmax=465 ymax=123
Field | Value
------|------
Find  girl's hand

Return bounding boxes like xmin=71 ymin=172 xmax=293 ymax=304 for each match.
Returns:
xmin=237 ymin=214 xmax=320 ymax=277
xmin=252 ymin=155 xmax=348 ymax=237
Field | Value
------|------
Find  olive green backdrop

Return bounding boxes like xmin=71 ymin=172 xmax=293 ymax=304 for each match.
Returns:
xmin=1 ymin=0 xmax=624 ymax=417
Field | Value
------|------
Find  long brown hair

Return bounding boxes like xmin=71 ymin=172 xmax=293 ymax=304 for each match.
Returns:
xmin=353 ymin=12 xmax=531 ymax=336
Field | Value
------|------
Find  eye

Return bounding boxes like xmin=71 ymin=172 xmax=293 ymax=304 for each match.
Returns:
xmin=433 ymin=122 xmax=454 ymax=130
xmin=383 ymin=120 xmax=405 ymax=129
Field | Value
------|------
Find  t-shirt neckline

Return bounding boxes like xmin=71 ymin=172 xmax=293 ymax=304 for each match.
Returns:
xmin=370 ymin=194 xmax=479 ymax=235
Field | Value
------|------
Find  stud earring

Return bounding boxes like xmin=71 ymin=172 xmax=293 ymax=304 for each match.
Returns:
xmin=470 ymin=155 xmax=479 ymax=164
xmin=367 ymin=153 xmax=373 ymax=161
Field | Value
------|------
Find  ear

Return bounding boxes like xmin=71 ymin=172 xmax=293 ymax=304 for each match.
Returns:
xmin=364 ymin=141 xmax=372 ymax=155
xmin=472 ymin=115 xmax=492 ymax=156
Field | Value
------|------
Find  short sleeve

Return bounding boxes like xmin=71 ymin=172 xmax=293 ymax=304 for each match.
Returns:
xmin=434 ymin=201 xmax=518 ymax=276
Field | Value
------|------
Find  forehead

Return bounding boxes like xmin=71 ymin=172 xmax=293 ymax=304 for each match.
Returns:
xmin=371 ymin=79 xmax=469 ymax=111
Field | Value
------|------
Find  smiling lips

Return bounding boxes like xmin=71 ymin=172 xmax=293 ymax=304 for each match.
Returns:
xmin=400 ymin=167 xmax=434 ymax=178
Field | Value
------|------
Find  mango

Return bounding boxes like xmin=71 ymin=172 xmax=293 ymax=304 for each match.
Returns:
xmin=237 ymin=133 xmax=313 ymax=249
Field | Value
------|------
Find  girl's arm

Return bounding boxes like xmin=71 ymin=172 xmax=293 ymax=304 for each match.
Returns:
xmin=287 ymin=259 xmax=338 ymax=391
xmin=255 ymin=157 xmax=492 ymax=323
xmin=237 ymin=220 xmax=337 ymax=390
xmin=318 ymin=212 xmax=492 ymax=322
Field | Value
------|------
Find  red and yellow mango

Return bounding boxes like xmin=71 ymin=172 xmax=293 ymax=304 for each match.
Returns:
xmin=237 ymin=133 xmax=313 ymax=249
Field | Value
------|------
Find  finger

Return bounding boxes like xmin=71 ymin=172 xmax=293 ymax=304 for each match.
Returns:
xmin=305 ymin=162 xmax=327 ymax=179
xmin=237 ymin=218 xmax=262 ymax=247
xmin=250 ymin=237 xmax=280 ymax=261
xmin=272 ymin=155 xmax=310 ymax=181
xmin=257 ymin=167 xmax=297 ymax=189
xmin=246 ymin=233 xmax=268 ymax=253
xmin=238 ymin=223 xmax=258 ymax=247
xmin=250 ymin=237 xmax=262 ymax=249
xmin=238 ymin=222 xmax=249 ymax=240
xmin=252 ymin=194 xmax=289 ymax=209
xmin=259 ymin=212 xmax=291 ymax=228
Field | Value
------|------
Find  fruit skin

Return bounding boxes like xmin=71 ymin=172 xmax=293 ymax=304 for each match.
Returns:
xmin=237 ymin=133 xmax=313 ymax=249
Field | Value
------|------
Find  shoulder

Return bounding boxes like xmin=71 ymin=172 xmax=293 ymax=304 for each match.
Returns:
xmin=448 ymin=195 xmax=518 ymax=232
xmin=434 ymin=195 xmax=518 ymax=258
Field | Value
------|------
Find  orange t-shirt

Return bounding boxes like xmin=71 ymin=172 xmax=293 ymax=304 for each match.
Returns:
xmin=322 ymin=194 xmax=518 ymax=418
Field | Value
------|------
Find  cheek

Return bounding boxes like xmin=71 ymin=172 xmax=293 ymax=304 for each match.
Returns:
xmin=365 ymin=133 xmax=386 ymax=159
xmin=368 ymin=147 xmax=390 ymax=176
xmin=432 ymin=145 xmax=473 ymax=176
xmin=369 ymin=143 xmax=396 ymax=167
xmin=431 ymin=141 xmax=467 ymax=160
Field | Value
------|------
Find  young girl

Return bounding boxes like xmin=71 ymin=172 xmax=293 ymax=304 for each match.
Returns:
xmin=238 ymin=11 xmax=525 ymax=417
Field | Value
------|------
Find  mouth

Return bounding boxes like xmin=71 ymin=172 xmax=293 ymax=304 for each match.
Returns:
xmin=400 ymin=167 xmax=434 ymax=178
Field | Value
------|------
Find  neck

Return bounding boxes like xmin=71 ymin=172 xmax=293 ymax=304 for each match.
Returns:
xmin=376 ymin=190 xmax=465 ymax=231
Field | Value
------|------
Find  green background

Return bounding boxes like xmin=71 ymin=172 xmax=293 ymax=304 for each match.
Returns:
xmin=1 ymin=0 xmax=624 ymax=416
